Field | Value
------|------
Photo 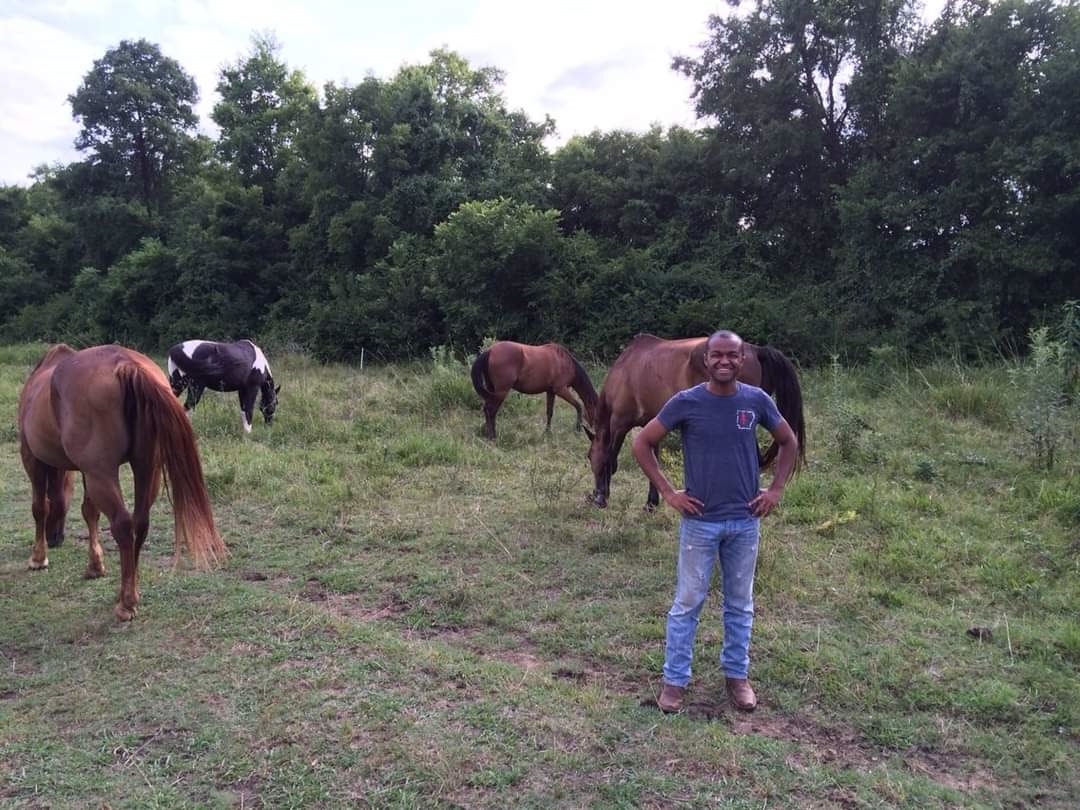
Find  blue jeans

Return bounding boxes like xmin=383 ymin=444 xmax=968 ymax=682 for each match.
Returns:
xmin=663 ymin=517 xmax=760 ymax=686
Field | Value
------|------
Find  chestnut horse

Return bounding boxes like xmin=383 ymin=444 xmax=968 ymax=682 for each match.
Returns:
xmin=18 ymin=344 xmax=227 ymax=621
xmin=470 ymin=341 xmax=599 ymax=440
xmin=586 ymin=334 xmax=806 ymax=509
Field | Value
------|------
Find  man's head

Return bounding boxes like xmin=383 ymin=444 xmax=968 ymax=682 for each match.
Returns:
xmin=704 ymin=330 xmax=744 ymax=387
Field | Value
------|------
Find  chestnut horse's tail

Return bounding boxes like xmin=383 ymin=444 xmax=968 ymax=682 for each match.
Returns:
xmin=755 ymin=345 xmax=807 ymax=471
xmin=470 ymin=349 xmax=494 ymax=398
xmin=118 ymin=361 xmax=227 ymax=569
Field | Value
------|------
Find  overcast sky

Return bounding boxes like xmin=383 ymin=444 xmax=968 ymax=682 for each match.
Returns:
xmin=0 ymin=0 xmax=944 ymax=187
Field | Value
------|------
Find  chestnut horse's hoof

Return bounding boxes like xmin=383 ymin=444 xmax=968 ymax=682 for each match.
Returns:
xmin=28 ymin=558 xmax=48 ymax=570
xmin=84 ymin=566 xmax=105 ymax=579
xmin=113 ymin=603 xmax=137 ymax=621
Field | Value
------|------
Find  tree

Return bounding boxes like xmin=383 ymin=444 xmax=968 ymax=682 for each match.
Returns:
xmin=425 ymin=198 xmax=566 ymax=347
xmin=673 ymin=0 xmax=920 ymax=283
xmin=69 ymin=39 xmax=200 ymax=215
xmin=834 ymin=0 xmax=1080 ymax=354
xmin=212 ymin=34 xmax=316 ymax=191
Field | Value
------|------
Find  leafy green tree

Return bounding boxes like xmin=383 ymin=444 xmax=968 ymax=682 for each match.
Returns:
xmin=213 ymin=34 xmax=316 ymax=191
xmin=425 ymin=198 xmax=566 ymax=348
xmin=69 ymin=39 xmax=200 ymax=216
xmin=673 ymin=0 xmax=920 ymax=286
xmin=835 ymin=0 xmax=1080 ymax=354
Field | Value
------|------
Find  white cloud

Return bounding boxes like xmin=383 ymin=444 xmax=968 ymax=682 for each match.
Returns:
xmin=0 ymin=15 xmax=97 ymax=182
xmin=2 ymin=0 xmax=951 ymax=185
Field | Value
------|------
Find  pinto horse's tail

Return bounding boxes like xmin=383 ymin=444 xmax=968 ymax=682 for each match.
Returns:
xmin=755 ymin=345 xmax=806 ymax=473
xmin=118 ymin=360 xmax=227 ymax=569
xmin=470 ymin=349 xmax=494 ymax=398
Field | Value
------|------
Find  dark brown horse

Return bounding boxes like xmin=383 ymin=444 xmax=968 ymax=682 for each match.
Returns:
xmin=470 ymin=341 xmax=599 ymax=440
xmin=586 ymin=334 xmax=806 ymax=509
xmin=18 ymin=344 xmax=227 ymax=621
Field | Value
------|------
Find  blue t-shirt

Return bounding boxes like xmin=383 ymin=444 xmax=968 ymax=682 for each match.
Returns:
xmin=656 ymin=382 xmax=782 ymax=521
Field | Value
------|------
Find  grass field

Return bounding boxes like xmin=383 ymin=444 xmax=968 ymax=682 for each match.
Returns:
xmin=1 ymin=342 xmax=1078 ymax=808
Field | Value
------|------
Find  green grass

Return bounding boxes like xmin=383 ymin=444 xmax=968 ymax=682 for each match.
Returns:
xmin=1 ymin=346 xmax=1078 ymax=808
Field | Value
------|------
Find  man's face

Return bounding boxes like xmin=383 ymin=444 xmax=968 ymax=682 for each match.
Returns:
xmin=705 ymin=335 xmax=743 ymax=385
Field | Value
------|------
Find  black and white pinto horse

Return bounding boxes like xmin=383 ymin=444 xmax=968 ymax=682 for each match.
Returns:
xmin=167 ymin=340 xmax=280 ymax=432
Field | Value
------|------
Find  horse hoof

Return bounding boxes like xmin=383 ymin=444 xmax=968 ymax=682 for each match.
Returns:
xmin=28 ymin=558 xmax=48 ymax=570
xmin=46 ymin=532 xmax=64 ymax=549
xmin=84 ymin=566 xmax=105 ymax=579
xmin=114 ymin=604 xmax=136 ymax=621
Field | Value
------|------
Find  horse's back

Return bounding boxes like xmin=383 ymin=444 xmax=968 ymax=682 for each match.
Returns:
xmin=170 ymin=339 xmax=257 ymax=389
xmin=601 ymin=335 xmax=708 ymax=425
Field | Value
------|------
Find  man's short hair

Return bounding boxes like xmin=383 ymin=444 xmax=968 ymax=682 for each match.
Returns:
xmin=707 ymin=329 xmax=742 ymax=346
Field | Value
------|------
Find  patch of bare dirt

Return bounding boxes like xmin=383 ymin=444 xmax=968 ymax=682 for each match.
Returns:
xmin=640 ymin=694 xmax=1001 ymax=798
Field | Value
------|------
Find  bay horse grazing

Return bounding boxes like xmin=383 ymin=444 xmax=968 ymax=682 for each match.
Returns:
xmin=18 ymin=344 xmax=227 ymax=621
xmin=470 ymin=341 xmax=599 ymax=440
xmin=167 ymin=339 xmax=280 ymax=432
xmin=587 ymin=334 xmax=806 ymax=509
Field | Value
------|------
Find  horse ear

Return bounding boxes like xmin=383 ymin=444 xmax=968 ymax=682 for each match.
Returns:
xmin=275 ymin=384 xmax=281 ymax=393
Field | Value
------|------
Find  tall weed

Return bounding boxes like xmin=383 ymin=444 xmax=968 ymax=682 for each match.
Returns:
xmin=1009 ymin=327 xmax=1069 ymax=470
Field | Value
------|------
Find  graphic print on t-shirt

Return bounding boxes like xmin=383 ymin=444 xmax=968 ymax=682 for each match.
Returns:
xmin=736 ymin=409 xmax=756 ymax=430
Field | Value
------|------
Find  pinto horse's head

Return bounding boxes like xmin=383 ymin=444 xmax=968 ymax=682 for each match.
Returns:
xmin=259 ymin=377 xmax=281 ymax=424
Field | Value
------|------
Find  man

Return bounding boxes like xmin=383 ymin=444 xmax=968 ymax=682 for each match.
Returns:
xmin=632 ymin=330 xmax=798 ymax=713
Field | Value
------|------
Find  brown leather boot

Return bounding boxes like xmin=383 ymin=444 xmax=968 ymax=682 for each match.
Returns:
xmin=657 ymin=682 xmax=686 ymax=713
xmin=725 ymin=677 xmax=757 ymax=711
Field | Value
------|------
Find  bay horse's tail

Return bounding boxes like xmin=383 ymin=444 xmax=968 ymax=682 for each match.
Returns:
xmin=755 ymin=345 xmax=806 ymax=472
xmin=117 ymin=361 xmax=227 ymax=569
xmin=470 ymin=349 xmax=494 ymax=398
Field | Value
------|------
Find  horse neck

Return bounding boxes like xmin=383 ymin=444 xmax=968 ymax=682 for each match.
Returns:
xmin=569 ymin=360 xmax=599 ymax=421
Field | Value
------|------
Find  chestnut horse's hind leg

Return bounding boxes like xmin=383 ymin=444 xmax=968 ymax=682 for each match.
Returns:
xmin=22 ymin=455 xmax=52 ymax=570
xmin=130 ymin=456 xmax=162 ymax=595
xmin=44 ymin=469 xmax=75 ymax=549
xmin=81 ymin=486 xmax=105 ymax=579
xmin=82 ymin=470 xmax=138 ymax=621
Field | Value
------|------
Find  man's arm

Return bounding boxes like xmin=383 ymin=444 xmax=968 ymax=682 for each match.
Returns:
xmin=748 ymin=417 xmax=798 ymax=517
xmin=631 ymin=418 xmax=704 ymax=516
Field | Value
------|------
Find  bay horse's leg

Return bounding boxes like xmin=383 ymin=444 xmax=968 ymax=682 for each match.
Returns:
xmin=553 ymin=388 xmax=585 ymax=431
xmin=482 ymin=394 xmax=505 ymax=441
xmin=592 ymin=426 xmax=629 ymax=508
xmin=83 ymin=471 xmax=137 ymax=621
xmin=645 ymin=483 xmax=660 ymax=513
xmin=544 ymin=391 xmax=555 ymax=433
xmin=238 ymin=386 xmax=257 ymax=433
xmin=81 ymin=486 xmax=106 ymax=579
xmin=44 ymin=469 xmax=75 ymax=549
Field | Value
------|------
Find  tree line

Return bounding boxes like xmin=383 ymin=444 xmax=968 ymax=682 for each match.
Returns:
xmin=0 ymin=0 xmax=1077 ymax=365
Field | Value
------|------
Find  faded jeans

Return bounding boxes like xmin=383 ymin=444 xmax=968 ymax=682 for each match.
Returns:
xmin=663 ymin=516 xmax=760 ymax=686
